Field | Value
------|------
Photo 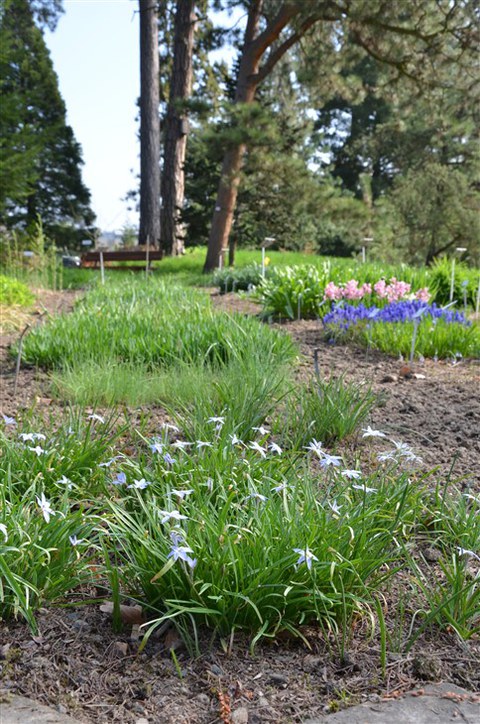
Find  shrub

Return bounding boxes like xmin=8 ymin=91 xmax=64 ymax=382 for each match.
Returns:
xmin=213 ymin=263 xmax=270 ymax=293
xmin=0 ymin=275 xmax=34 ymax=307
xmin=429 ymin=257 xmax=479 ymax=308
xmin=257 ymin=265 xmax=329 ymax=319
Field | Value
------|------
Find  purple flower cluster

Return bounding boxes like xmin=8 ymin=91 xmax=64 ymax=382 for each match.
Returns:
xmin=323 ymin=300 xmax=470 ymax=331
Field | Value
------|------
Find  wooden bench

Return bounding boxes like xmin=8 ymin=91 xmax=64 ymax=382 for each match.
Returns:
xmin=81 ymin=248 xmax=163 ymax=270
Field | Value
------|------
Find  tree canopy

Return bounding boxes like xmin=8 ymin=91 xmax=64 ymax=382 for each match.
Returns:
xmin=0 ymin=0 xmax=95 ymax=246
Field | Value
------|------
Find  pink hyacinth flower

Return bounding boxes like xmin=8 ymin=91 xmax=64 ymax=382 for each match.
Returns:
xmin=374 ymin=279 xmax=388 ymax=298
xmin=324 ymin=282 xmax=343 ymax=301
xmin=415 ymin=287 xmax=431 ymax=302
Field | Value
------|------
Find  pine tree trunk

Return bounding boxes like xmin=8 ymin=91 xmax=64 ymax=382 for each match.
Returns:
xmin=139 ymin=0 xmax=161 ymax=248
xmin=203 ymin=2 xmax=263 ymax=272
xmin=161 ymin=0 xmax=196 ymax=256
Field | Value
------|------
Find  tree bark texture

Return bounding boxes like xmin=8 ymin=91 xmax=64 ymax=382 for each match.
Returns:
xmin=203 ymin=1 xmax=310 ymax=271
xmin=203 ymin=0 xmax=264 ymax=272
xmin=139 ymin=0 xmax=161 ymax=248
xmin=161 ymin=0 xmax=196 ymax=256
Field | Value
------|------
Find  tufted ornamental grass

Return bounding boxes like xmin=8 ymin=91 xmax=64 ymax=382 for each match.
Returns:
xmin=19 ymin=278 xmax=297 ymax=372
xmin=325 ymin=316 xmax=480 ymax=360
xmin=272 ymin=375 xmax=377 ymax=449
xmin=1 ymin=413 xmax=478 ymax=652
xmin=99 ymin=433 xmax=426 ymax=652
xmin=0 ymin=275 xmax=35 ymax=307
xmin=0 ymin=477 xmax=100 ymax=630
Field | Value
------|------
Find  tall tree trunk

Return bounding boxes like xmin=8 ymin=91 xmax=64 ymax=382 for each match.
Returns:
xmin=161 ymin=0 xmax=196 ymax=256
xmin=203 ymin=1 xmax=263 ymax=272
xmin=139 ymin=0 xmax=161 ymax=248
xmin=203 ymin=1 xmax=310 ymax=271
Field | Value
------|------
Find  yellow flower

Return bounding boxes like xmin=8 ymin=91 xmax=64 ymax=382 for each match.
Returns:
xmin=264 ymin=256 xmax=270 ymax=266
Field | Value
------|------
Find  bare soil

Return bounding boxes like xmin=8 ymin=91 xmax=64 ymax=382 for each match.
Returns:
xmin=212 ymin=292 xmax=480 ymax=487
xmin=0 ymin=288 xmax=479 ymax=723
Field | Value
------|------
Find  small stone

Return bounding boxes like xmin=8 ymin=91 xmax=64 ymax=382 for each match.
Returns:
xmin=71 ymin=618 xmax=90 ymax=632
xmin=381 ymin=373 xmax=398 ymax=383
xmin=56 ymin=704 xmax=67 ymax=714
xmin=131 ymin=702 xmax=147 ymax=714
xmin=231 ymin=706 xmax=249 ymax=723
xmin=135 ymin=719 xmax=149 ymax=724
xmin=412 ymin=654 xmax=443 ymax=681
xmin=302 ymin=655 xmax=323 ymax=673
xmin=208 ymin=664 xmax=223 ymax=676
xmin=258 ymin=696 xmax=269 ymax=708
xmin=423 ymin=547 xmax=442 ymax=562
xmin=412 ymin=373 xmax=426 ymax=380
xmin=113 ymin=641 xmax=129 ymax=657
xmin=268 ymin=673 xmax=288 ymax=688
xmin=194 ymin=694 xmax=210 ymax=708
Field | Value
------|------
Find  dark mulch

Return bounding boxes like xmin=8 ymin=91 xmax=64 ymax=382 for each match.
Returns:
xmin=1 ymin=600 xmax=479 ymax=723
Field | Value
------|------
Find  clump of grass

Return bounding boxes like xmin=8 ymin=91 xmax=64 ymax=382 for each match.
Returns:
xmin=359 ymin=318 xmax=479 ymax=360
xmin=273 ymin=375 xmax=377 ymax=449
xmin=0 ymin=275 xmax=35 ymax=307
xmin=0 ymin=478 xmax=99 ymax=630
xmin=101 ymin=434 xmax=423 ymax=651
xmin=0 ymin=219 xmax=62 ymax=290
xmin=0 ymin=411 xmax=123 ymax=500
xmin=50 ymin=361 xmax=219 ymax=407
xmin=19 ymin=279 xmax=297 ymax=372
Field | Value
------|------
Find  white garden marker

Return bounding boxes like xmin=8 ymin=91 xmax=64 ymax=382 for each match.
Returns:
xmin=451 ymin=247 xmax=467 ymax=302
xmin=218 ymin=248 xmax=227 ymax=269
xmin=262 ymin=237 xmax=275 ymax=278
xmin=362 ymin=237 xmax=373 ymax=264
xmin=100 ymin=250 xmax=105 ymax=285
xmin=449 ymin=258 xmax=456 ymax=302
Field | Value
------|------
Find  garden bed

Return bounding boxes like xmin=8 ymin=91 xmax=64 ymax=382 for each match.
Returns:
xmin=1 ymin=286 xmax=479 ymax=724
xmin=211 ymin=292 xmax=480 ymax=484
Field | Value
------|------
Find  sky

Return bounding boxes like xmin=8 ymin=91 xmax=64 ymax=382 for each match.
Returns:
xmin=44 ymin=1 xmax=241 ymax=234
xmin=45 ymin=0 xmax=141 ymax=232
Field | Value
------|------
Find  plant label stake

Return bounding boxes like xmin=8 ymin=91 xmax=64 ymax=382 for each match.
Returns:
xmin=100 ymin=250 xmax=105 ymax=285
xmin=262 ymin=237 xmax=275 ymax=278
xmin=14 ymin=324 xmax=31 ymax=397
xmin=450 ymin=258 xmax=455 ymax=302
xmin=218 ymin=248 xmax=227 ymax=270
xmin=362 ymin=237 xmax=372 ymax=264
xmin=409 ymin=316 xmax=421 ymax=365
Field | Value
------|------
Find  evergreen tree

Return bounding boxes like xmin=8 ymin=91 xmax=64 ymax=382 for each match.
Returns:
xmin=161 ymin=0 xmax=197 ymax=256
xmin=0 ymin=0 xmax=95 ymax=245
xmin=139 ymin=0 xmax=161 ymax=247
xmin=203 ymin=0 xmax=479 ymax=270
